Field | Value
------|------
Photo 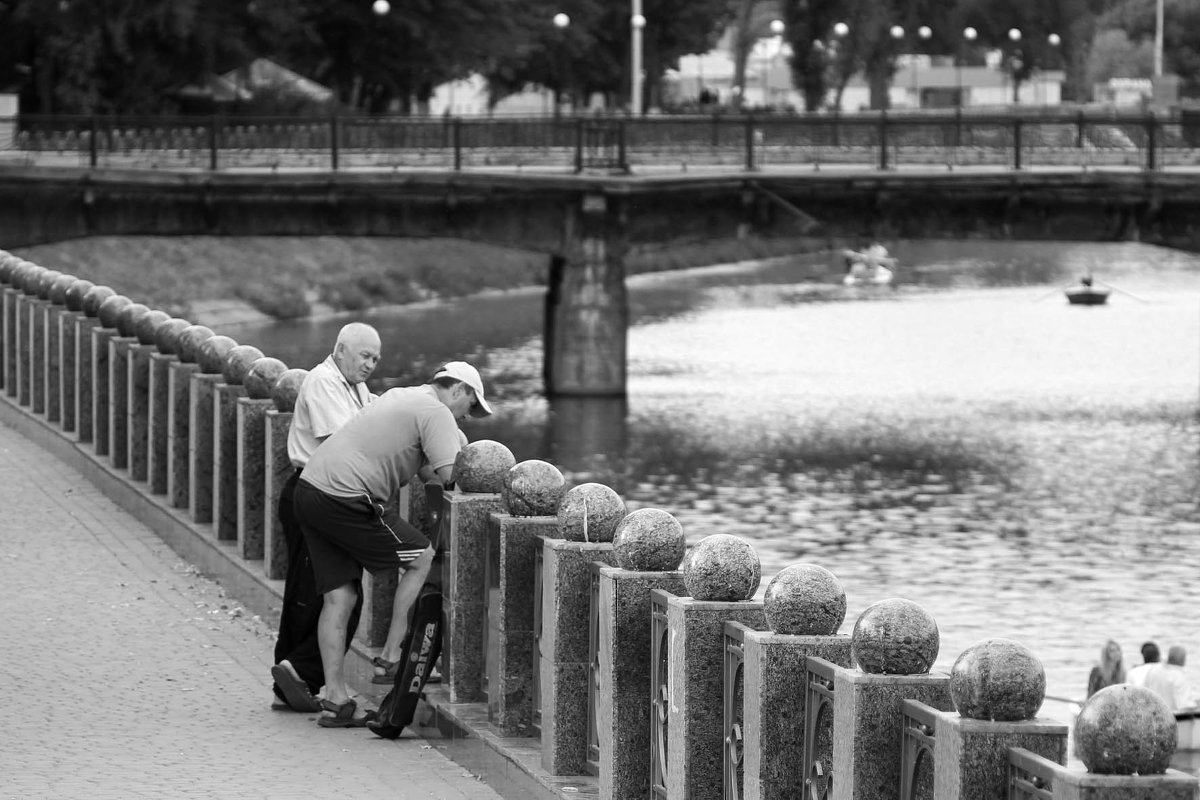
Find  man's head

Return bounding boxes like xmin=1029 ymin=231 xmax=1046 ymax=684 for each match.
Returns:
xmin=1168 ymin=645 xmax=1187 ymax=666
xmin=332 ymin=323 xmax=381 ymax=385
xmin=1141 ymin=642 xmax=1161 ymax=664
xmin=430 ymin=361 xmax=493 ymax=422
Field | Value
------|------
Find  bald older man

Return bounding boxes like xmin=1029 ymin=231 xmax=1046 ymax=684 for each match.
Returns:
xmin=270 ymin=322 xmax=382 ymax=713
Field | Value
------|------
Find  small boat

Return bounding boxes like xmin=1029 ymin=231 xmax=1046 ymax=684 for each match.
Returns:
xmin=1065 ymin=276 xmax=1110 ymax=306
xmin=842 ymin=245 xmax=896 ymax=287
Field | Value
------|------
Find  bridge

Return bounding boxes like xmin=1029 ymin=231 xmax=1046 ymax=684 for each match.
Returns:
xmin=4 ymin=121 xmax=1200 ymax=395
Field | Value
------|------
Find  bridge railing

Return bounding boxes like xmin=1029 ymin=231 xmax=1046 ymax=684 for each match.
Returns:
xmin=1 ymin=110 xmax=1193 ymax=173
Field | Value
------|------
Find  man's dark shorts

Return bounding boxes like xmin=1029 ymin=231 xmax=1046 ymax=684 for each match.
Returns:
xmin=294 ymin=479 xmax=430 ymax=595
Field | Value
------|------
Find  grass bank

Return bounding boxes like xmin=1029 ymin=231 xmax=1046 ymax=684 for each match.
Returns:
xmin=12 ymin=235 xmax=821 ymax=326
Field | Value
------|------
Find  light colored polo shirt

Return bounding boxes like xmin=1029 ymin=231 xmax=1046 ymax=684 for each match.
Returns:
xmin=287 ymin=355 xmax=372 ymax=468
xmin=300 ymin=385 xmax=462 ymax=502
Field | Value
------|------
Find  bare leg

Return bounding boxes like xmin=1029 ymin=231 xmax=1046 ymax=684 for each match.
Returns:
xmin=379 ymin=546 xmax=434 ymax=664
xmin=317 ymin=582 xmax=358 ymax=707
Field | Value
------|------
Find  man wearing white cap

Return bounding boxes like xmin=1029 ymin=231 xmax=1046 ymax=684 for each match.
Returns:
xmin=294 ymin=361 xmax=493 ymax=728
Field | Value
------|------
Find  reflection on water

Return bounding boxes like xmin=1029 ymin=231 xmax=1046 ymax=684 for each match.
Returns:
xmin=230 ymin=240 xmax=1200 ymax=714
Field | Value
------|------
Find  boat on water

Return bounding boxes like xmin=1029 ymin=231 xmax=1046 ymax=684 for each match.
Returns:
xmin=842 ymin=244 xmax=896 ymax=287
xmin=1065 ymin=276 xmax=1111 ymax=306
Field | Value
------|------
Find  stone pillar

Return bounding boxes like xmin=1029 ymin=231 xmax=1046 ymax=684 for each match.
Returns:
xmin=263 ymin=409 xmax=292 ymax=580
xmin=168 ymin=362 xmax=201 ymax=509
xmin=147 ymin=353 xmax=175 ymax=494
xmin=597 ymin=570 xmax=687 ymax=800
xmin=126 ymin=342 xmax=153 ymax=481
xmin=188 ymin=373 xmax=223 ymax=524
xmin=30 ymin=297 xmax=47 ymax=414
xmin=544 ymin=193 xmax=629 ymax=396
xmin=44 ymin=303 xmax=63 ymax=423
xmin=1008 ymin=748 xmax=1198 ymax=800
xmin=16 ymin=293 xmax=32 ymax=406
xmin=236 ymin=396 xmax=273 ymax=560
xmin=213 ymin=383 xmax=247 ymax=541
xmin=538 ymin=538 xmax=615 ymax=775
xmin=832 ymin=664 xmax=953 ymax=800
xmin=724 ymin=627 xmax=854 ymax=800
xmin=485 ymin=512 xmax=560 ymax=735
xmin=2 ymin=287 xmax=16 ymax=396
xmin=58 ymin=309 xmax=82 ymax=433
xmin=73 ymin=315 xmax=98 ymax=443
xmin=444 ymin=491 xmax=505 ymax=703
xmin=90 ymin=327 xmax=117 ymax=456
xmin=663 ymin=592 xmax=767 ymax=800
xmin=917 ymin=703 xmax=1066 ymax=800
xmin=108 ymin=336 xmax=138 ymax=469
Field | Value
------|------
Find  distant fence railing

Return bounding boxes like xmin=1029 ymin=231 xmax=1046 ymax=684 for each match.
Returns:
xmin=3 ymin=110 xmax=1200 ymax=173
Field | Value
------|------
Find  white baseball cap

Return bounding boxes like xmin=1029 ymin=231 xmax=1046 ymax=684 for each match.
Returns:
xmin=433 ymin=361 xmax=493 ymax=417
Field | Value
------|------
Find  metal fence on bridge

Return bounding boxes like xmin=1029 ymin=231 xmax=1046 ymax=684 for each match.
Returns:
xmin=2 ymin=110 xmax=1197 ymax=174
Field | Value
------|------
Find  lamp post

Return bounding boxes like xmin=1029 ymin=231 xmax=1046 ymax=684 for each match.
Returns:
xmin=765 ymin=18 xmax=784 ymax=106
xmin=959 ymin=27 xmax=976 ymax=108
xmin=552 ymin=12 xmax=570 ymax=116
xmin=631 ymin=0 xmax=645 ymax=114
xmin=1008 ymin=27 xmax=1023 ymax=105
xmin=890 ymin=24 xmax=931 ymax=108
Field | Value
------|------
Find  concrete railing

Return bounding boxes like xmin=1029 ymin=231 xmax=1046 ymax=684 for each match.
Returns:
xmin=1 ymin=248 xmax=1198 ymax=800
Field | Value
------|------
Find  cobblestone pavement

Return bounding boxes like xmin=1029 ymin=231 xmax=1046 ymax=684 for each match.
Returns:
xmin=0 ymin=419 xmax=500 ymax=800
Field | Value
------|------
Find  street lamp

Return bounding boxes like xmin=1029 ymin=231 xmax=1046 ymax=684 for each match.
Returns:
xmin=959 ymin=26 xmax=977 ymax=108
xmin=1008 ymin=28 xmax=1023 ymax=105
xmin=890 ymin=25 xmax=932 ymax=108
xmin=765 ymin=19 xmax=785 ymax=105
xmin=631 ymin=1 xmax=646 ymax=115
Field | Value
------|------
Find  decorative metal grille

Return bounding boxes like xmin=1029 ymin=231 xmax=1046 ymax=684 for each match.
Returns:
xmin=803 ymin=657 xmax=838 ymax=800
xmin=650 ymin=591 xmax=671 ymax=799
xmin=1007 ymin=748 xmax=1055 ymax=800
xmin=531 ymin=544 xmax=543 ymax=738
xmin=585 ymin=563 xmax=603 ymax=776
xmin=900 ymin=700 xmax=938 ymax=800
xmin=723 ymin=624 xmax=746 ymax=800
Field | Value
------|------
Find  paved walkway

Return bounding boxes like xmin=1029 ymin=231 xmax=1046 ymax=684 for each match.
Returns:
xmin=0 ymin=417 xmax=500 ymax=800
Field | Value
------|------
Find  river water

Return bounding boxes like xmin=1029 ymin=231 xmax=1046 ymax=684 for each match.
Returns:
xmin=230 ymin=239 xmax=1200 ymax=717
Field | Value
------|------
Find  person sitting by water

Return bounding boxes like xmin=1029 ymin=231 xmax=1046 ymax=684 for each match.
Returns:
xmin=1144 ymin=645 xmax=1200 ymax=712
xmin=843 ymin=242 xmax=894 ymax=286
xmin=1087 ymin=639 xmax=1125 ymax=698
xmin=1126 ymin=641 xmax=1161 ymax=687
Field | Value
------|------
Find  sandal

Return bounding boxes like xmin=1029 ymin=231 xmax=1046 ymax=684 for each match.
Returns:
xmin=372 ymin=656 xmax=400 ymax=685
xmin=271 ymin=662 xmax=321 ymax=713
xmin=317 ymin=698 xmax=376 ymax=729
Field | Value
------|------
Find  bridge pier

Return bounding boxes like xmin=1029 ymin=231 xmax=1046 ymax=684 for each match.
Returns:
xmin=544 ymin=193 xmax=628 ymax=397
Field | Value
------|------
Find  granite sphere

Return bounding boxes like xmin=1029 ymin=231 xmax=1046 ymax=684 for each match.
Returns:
xmin=851 ymin=598 xmax=940 ymax=675
xmin=133 ymin=309 xmax=171 ymax=346
xmin=97 ymin=295 xmax=132 ymax=329
xmin=81 ymin=285 xmax=116 ymax=317
xmin=949 ymin=638 xmax=1046 ymax=721
xmin=612 ymin=508 xmax=687 ymax=571
xmin=222 ymin=344 xmax=265 ymax=385
xmin=65 ymin=279 xmax=96 ymax=312
xmin=35 ymin=269 xmax=63 ymax=300
xmin=556 ymin=483 xmax=627 ymax=543
xmin=198 ymin=335 xmax=238 ymax=375
xmin=272 ymin=368 xmax=308 ymax=412
xmin=20 ymin=264 xmax=46 ymax=295
xmin=683 ymin=534 xmax=761 ymax=601
xmin=0 ymin=254 xmax=16 ymax=282
xmin=501 ymin=459 xmax=567 ymax=516
xmin=176 ymin=325 xmax=214 ymax=363
xmin=454 ymin=440 xmax=517 ymax=493
xmin=153 ymin=318 xmax=191 ymax=354
xmin=245 ymin=357 xmax=288 ymax=399
xmin=1075 ymin=685 xmax=1176 ymax=774
xmin=763 ymin=563 xmax=847 ymax=636
xmin=48 ymin=273 xmax=78 ymax=305
xmin=115 ymin=302 xmax=150 ymax=338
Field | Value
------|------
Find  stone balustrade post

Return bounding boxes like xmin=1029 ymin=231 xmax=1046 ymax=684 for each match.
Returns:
xmin=30 ymin=297 xmax=47 ymax=414
xmin=168 ymin=362 xmax=201 ymax=509
xmin=538 ymin=538 xmax=615 ymax=775
xmin=73 ymin=315 xmax=99 ymax=443
xmin=126 ymin=342 xmax=153 ymax=481
xmin=443 ymin=491 xmax=504 ymax=703
xmin=236 ymin=396 xmax=274 ymax=561
xmin=485 ymin=512 xmax=560 ymax=736
xmin=58 ymin=309 xmax=83 ymax=433
xmin=213 ymin=383 xmax=246 ymax=541
xmin=187 ymin=373 xmax=223 ymax=524
xmin=147 ymin=352 xmax=175 ymax=493
xmin=90 ymin=327 xmax=117 ymax=456
xmin=263 ymin=409 xmax=292 ymax=580
xmin=2 ymin=286 xmax=16 ymax=395
xmin=44 ymin=303 xmax=64 ymax=423
xmin=660 ymin=591 xmax=766 ymax=800
xmin=16 ymin=291 xmax=32 ymax=406
xmin=1007 ymin=748 xmax=1199 ymax=800
xmin=108 ymin=336 xmax=138 ymax=468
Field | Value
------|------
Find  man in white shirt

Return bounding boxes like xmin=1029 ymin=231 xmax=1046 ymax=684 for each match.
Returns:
xmin=270 ymin=322 xmax=381 ymax=713
xmin=1127 ymin=641 xmax=1161 ymax=688
xmin=1144 ymin=645 xmax=1200 ymax=712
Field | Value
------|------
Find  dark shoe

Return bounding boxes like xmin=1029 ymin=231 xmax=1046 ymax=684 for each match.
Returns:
xmin=372 ymin=656 xmax=400 ymax=685
xmin=317 ymin=698 xmax=377 ymax=729
xmin=271 ymin=662 xmax=322 ymax=713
